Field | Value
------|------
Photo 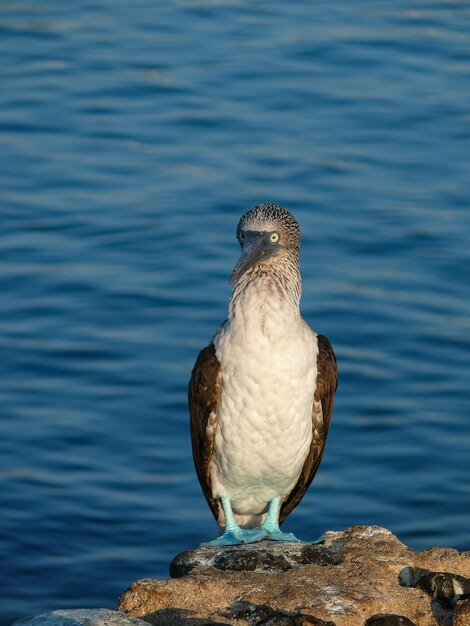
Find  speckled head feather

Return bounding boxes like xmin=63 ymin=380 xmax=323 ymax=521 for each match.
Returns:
xmin=236 ymin=203 xmax=301 ymax=252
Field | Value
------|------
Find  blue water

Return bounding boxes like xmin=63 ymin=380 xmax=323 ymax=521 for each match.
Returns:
xmin=1 ymin=1 xmax=469 ymax=623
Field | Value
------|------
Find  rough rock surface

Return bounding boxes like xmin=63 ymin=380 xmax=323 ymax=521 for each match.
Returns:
xmin=12 ymin=609 xmax=150 ymax=626
xmin=118 ymin=526 xmax=470 ymax=626
xmin=169 ymin=537 xmax=343 ymax=577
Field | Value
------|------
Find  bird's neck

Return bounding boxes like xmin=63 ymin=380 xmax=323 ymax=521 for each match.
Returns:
xmin=228 ymin=258 xmax=302 ymax=324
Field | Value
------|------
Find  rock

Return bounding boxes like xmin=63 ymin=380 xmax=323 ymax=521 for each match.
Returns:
xmin=454 ymin=599 xmax=470 ymax=626
xmin=118 ymin=526 xmax=470 ymax=626
xmin=169 ymin=540 xmax=342 ymax=577
xmin=399 ymin=567 xmax=470 ymax=608
xmin=221 ymin=600 xmax=336 ymax=625
xmin=11 ymin=609 xmax=149 ymax=626
xmin=364 ymin=616 xmax=416 ymax=626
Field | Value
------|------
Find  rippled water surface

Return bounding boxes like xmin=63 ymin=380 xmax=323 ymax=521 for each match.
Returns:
xmin=1 ymin=1 xmax=469 ymax=623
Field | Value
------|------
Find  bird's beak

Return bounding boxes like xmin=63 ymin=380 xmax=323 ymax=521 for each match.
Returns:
xmin=230 ymin=232 xmax=278 ymax=284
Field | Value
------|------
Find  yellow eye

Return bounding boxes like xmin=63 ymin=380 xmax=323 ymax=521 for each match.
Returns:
xmin=270 ymin=232 xmax=279 ymax=243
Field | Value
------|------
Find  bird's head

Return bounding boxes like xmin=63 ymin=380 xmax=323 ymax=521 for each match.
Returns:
xmin=230 ymin=203 xmax=301 ymax=284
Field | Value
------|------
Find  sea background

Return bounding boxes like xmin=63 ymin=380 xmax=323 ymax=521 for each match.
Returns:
xmin=1 ymin=1 xmax=469 ymax=624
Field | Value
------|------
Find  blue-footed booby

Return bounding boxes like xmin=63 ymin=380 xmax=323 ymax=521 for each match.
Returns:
xmin=189 ymin=203 xmax=337 ymax=545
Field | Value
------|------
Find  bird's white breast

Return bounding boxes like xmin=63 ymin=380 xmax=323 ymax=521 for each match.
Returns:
xmin=212 ymin=280 xmax=318 ymax=518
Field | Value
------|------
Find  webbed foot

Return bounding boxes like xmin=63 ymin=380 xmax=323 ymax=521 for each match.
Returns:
xmin=203 ymin=528 xmax=267 ymax=546
xmin=260 ymin=497 xmax=301 ymax=542
xmin=264 ymin=528 xmax=300 ymax=542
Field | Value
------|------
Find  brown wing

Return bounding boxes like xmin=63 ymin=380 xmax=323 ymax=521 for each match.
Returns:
xmin=188 ymin=343 xmax=222 ymax=523
xmin=280 ymin=334 xmax=338 ymax=523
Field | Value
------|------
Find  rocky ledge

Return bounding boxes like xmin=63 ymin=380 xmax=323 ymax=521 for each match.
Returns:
xmin=118 ymin=526 xmax=470 ymax=626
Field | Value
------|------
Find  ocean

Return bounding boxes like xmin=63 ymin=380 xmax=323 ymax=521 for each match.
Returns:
xmin=1 ymin=1 xmax=469 ymax=623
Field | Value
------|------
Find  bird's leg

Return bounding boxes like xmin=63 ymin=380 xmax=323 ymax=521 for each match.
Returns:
xmin=260 ymin=496 xmax=300 ymax=542
xmin=203 ymin=497 xmax=268 ymax=546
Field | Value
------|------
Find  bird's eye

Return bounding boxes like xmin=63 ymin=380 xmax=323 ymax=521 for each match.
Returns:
xmin=239 ymin=232 xmax=244 ymax=242
xmin=270 ymin=232 xmax=279 ymax=243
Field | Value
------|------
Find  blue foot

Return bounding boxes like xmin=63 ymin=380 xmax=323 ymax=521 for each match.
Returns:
xmin=264 ymin=529 xmax=300 ymax=542
xmin=203 ymin=528 xmax=268 ymax=546
xmin=261 ymin=519 xmax=300 ymax=542
xmin=260 ymin=497 xmax=301 ymax=542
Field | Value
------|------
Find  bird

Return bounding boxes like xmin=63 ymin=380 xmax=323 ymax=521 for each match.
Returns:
xmin=189 ymin=203 xmax=337 ymax=545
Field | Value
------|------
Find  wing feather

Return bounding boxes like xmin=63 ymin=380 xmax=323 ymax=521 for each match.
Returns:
xmin=280 ymin=334 xmax=338 ymax=523
xmin=188 ymin=343 xmax=221 ymax=522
